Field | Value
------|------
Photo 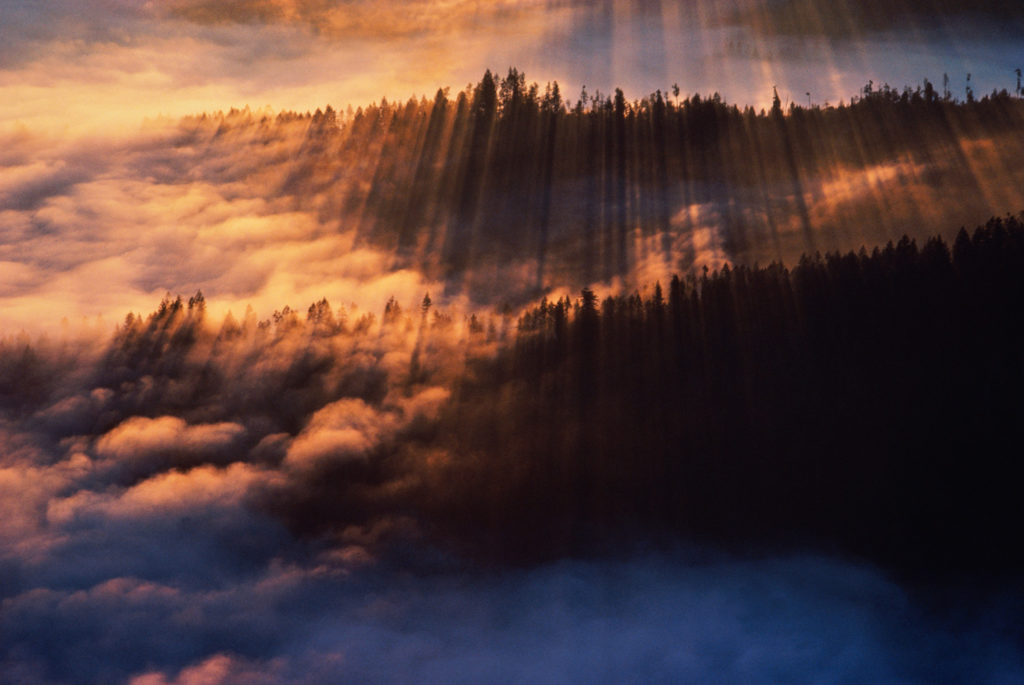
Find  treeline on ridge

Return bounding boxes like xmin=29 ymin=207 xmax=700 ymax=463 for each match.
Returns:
xmin=183 ymin=69 xmax=1024 ymax=290
xmin=427 ymin=214 xmax=1024 ymax=575
xmin=2 ymin=216 xmax=1023 ymax=578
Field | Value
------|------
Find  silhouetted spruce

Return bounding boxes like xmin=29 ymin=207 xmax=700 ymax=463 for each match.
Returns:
xmin=429 ymin=214 xmax=1024 ymax=576
xmin=181 ymin=70 xmax=1024 ymax=292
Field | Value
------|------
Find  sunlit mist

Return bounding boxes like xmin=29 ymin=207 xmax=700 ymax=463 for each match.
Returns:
xmin=3 ymin=2 xmax=1024 ymax=684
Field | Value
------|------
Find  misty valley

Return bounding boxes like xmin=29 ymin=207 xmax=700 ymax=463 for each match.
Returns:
xmin=3 ymin=69 xmax=1024 ymax=683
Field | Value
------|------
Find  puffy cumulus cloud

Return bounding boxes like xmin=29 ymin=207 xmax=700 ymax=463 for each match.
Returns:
xmin=2 ymin=553 xmax=362 ymax=684
xmin=0 ymin=271 xmax=474 ymax=623
xmin=19 ymin=459 xmax=292 ymax=592
xmin=95 ymin=416 xmax=245 ymax=463
xmin=47 ymin=462 xmax=273 ymax=525
xmin=284 ymin=387 xmax=449 ymax=471
xmin=284 ymin=398 xmax=391 ymax=469
xmin=0 ymin=157 xmax=91 ymax=211
xmin=0 ymin=455 xmax=92 ymax=562
xmin=1 ymin=456 xmax=292 ymax=598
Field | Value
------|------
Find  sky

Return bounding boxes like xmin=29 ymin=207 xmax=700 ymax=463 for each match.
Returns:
xmin=1 ymin=0 xmax=1021 ymax=136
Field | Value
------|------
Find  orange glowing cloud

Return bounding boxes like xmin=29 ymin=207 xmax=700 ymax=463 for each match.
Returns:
xmin=47 ymin=462 xmax=274 ymax=525
xmin=160 ymin=0 xmax=557 ymax=38
xmin=95 ymin=416 xmax=245 ymax=461
xmin=284 ymin=386 xmax=448 ymax=470
xmin=129 ymin=653 xmax=276 ymax=685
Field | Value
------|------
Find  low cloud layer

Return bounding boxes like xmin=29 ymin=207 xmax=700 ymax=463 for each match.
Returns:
xmin=0 ymin=118 xmax=444 ymax=332
xmin=3 ymin=94 xmax=1023 ymax=333
xmin=2 ymin=264 xmax=1023 ymax=682
xmin=5 ymin=544 xmax=1023 ymax=684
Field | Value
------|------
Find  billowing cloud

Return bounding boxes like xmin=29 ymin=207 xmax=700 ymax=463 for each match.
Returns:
xmin=0 ymin=118 xmax=449 ymax=332
xmin=4 ymin=551 xmax=1022 ymax=684
xmin=284 ymin=386 xmax=449 ymax=470
xmin=71 ymin=460 xmax=258 ymax=515
xmin=95 ymin=416 xmax=244 ymax=460
xmin=284 ymin=398 xmax=391 ymax=468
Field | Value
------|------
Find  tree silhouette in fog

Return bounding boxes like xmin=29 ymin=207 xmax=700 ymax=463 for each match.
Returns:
xmin=428 ymin=215 xmax=1024 ymax=576
xmin=178 ymin=70 xmax=1024 ymax=297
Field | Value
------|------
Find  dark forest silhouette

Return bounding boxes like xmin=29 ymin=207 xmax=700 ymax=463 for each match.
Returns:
xmin=183 ymin=70 xmax=1024 ymax=297
xmin=4 ymin=71 xmax=1024 ymax=582
xmin=426 ymin=215 xmax=1024 ymax=576
xmin=5 ymin=215 xmax=1022 ymax=578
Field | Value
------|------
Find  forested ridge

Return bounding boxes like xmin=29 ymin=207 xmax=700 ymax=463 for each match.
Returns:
xmin=6 ymin=67 xmax=1024 ymax=575
xmin=7 ymin=215 xmax=1021 ymax=579
xmin=429 ymin=214 xmax=1024 ymax=575
xmin=183 ymin=70 xmax=1024 ymax=293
